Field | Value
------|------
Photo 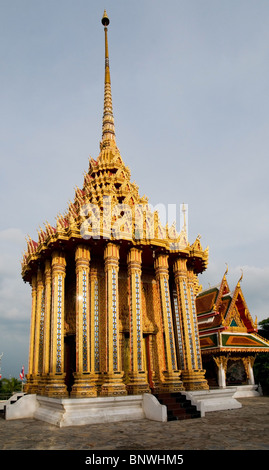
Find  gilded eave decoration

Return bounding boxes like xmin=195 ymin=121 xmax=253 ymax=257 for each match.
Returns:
xmin=21 ymin=143 xmax=208 ymax=281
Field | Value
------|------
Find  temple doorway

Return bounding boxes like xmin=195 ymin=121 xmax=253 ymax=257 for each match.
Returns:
xmin=203 ymin=357 xmax=218 ymax=388
xmin=226 ymin=359 xmax=247 ymax=385
xmin=64 ymin=334 xmax=76 ymax=393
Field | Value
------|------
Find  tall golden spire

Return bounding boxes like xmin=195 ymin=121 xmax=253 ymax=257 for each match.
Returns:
xmin=101 ymin=10 xmax=116 ymax=147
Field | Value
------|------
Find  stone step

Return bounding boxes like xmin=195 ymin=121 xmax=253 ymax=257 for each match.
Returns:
xmin=154 ymin=392 xmax=201 ymax=422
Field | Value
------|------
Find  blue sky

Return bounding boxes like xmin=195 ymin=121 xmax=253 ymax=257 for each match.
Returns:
xmin=1 ymin=0 xmax=269 ymax=378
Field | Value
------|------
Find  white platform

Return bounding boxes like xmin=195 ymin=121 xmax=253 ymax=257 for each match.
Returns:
xmin=182 ymin=387 xmax=242 ymax=417
xmin=4 ymin=393 xmax=166 ymax=427
xmin=231 ymin=384 xmax=260 ymax=398
xmin=4 ymin=385 xmax=259 ymax=426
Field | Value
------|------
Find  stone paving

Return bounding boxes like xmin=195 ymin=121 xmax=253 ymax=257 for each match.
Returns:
xmin=0 ymin=397 xmax=269 ymax=451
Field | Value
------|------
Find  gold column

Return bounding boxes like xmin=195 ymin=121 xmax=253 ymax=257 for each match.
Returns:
xmin=172 ymin=288 xmax=186 ymax=371
xmin=89 ymin=268 xmax=102 ymax=393
xmin=126 ymin=248 xmax=150 ymax=394
xmin=173 ymin=258 xmax=208 ymax=390
xmin=32 ymin=267 xmax=44 ymax=394
xmin=40 ymin=259 xmax=52 ymax=394
xmin=71 ymin=245 xmax=97 ymax=397
xmin=45 ymin=251 xmax=68 ymax=397
xmin=155 ymin=254 xmax=184 ymax=392
xmin=146 ymin=334 xmax=161 ymax=393
xmin=100 ymin=242 xmax=127 ymax=396
xmin=25 ymin=274 xmax=37 ymax=394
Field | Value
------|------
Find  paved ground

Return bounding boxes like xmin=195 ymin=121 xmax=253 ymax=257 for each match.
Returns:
xmin=0 ymin=397 xmax=269 ymax=452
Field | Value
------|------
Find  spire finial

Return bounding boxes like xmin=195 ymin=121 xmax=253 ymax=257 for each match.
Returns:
xmin=182 ymin=203 xmax=187 ymax=233
xmin=101 ymin=10 xmax=116 ymax=148
xmin=102 ymin=10 xmax=110 ymax=27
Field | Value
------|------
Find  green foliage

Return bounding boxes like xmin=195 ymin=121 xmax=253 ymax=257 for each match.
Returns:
xmin=254 ymin=353 xmax=269 ymax=395
xmin=254 ymin=317 xmax=269 ymax=395
xmin=0 ymin=377 xmax=22 ymax=396
xmin=258 ymin=317 xmax=269 ymax=339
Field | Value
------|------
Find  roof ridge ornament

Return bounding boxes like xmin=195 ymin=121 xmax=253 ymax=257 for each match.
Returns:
xmin=224 ymin=263 xmax=228 ymax=276
xmin=237 ymin=268 xmax=243 ymax=287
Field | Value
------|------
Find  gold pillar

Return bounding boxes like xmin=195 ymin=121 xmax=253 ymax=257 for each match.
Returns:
xmin=36 ymin=267 xmax=47 ymax=394
xmin=173 ymin=258 xmax=208 ymax=390
xmin=100 ymin=243 xmax=127 ymax=396
xmin=147 ymin=334 xmax=162 ymax=393
xmin=25 ymin=274 xmax=37 ymax=394
xmin=45 ymin=251 xmax=68 ymax=397
xmin=30 ymin=267 xmax=44 ymax=394
xmin=172 ymin=288 xmax=186 ymax=371
xmin=89 ymin=268 xmax=102 ymax=393
xmin=126 ymin=248 xmax=150 ymax=394
xmin=40 ymin=259 xmax=52 ymax=394
xmin=71 ymin=245 xmax=97 ymax=397
xmin=155 ymin=254 xmax=184 ymax=393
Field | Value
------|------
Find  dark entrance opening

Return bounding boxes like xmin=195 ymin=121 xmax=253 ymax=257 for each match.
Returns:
xmin=64 ymin=334 xmax=76 ymax=394
xmin=203 ymin=357 xmax=218 ymax=388
xmin=226 ymin=359 xmax=247 ymax=385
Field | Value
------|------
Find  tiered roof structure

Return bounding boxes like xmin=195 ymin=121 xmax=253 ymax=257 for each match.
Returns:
xmin=197 ymin=269 xmax=269 ymax=354
xmin=22 ymin=11 xmax=211 ymax=398
xmin=22 ymin=10 xmax=269 ymax=399
xmin=21 ymin=10 xmax=208 ymax=284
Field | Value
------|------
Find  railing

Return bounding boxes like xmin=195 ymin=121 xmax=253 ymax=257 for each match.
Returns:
xmin=0 ymin=394 xmax=13 ymax=401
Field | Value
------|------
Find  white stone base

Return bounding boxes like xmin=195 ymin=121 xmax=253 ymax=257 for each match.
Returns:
xmin=36 ymin=395 xmax=146 ymax=427
xmin=4 ymin=394 xmax=37 ymax=420
xmin=4 ymin=393 xmax=167 ymax=427
xmin=4 ymin=386 xmax=259 ymax=425
xmin=230 ymin=385 xmax=260 ymax=398
xmin=182 ymin=387 xmax=243 ymax=417
xmin=0 ymin=392 xmax=25 ymax=411
xmin=143 ymin=393 xmax=167 ymax=422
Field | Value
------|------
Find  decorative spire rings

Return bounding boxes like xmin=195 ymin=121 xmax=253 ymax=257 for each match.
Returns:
xmin=101 ymin=10 xmax=116 ymax=147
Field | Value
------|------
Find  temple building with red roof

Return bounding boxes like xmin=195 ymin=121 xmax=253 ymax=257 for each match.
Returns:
xmin=196 ymin=268 xmax=269 ymax=389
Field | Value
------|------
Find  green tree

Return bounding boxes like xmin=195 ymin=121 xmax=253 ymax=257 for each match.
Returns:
xmin=258 ymin=318 xmax=269 ymax=339
xmin=253 ymin=317 xmax=269 ymax=395
xmin=1 ymin=377 xmax=22 ymax=396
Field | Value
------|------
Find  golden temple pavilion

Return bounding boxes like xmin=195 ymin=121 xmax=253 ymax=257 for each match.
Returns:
xmin=22 ymin=11 xmax=223 ymax=400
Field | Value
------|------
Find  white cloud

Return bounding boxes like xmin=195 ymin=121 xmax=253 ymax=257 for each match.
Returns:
xmin=0 ymin=228 xmax=31 ymax=376
xmin=0 ymin=228 xmax=29 ymax=319
xmin=0 ymin=228 xmax=26 ymax=244
xmin=0 ymin=276 xmax=30 ymax=321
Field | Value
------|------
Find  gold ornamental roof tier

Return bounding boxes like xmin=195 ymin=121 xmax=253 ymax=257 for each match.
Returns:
xmin=21 ymin=12 xmax=208 ymax=282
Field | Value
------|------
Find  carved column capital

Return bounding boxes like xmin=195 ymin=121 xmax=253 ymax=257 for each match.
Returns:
xmin=173 ymin=257 xmax=187 ymax=280
xmin=51 ymin=250 xmax=66 ymax=275
xmin=127 ymin=247 xmax=142 ymax=273
xmin=154 ymin=253 xmax=169 ymax=278
xmin=104 ymin=242 xmax=120 ymax=271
